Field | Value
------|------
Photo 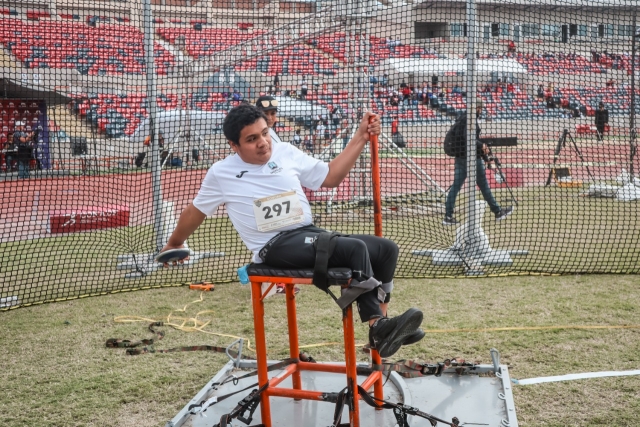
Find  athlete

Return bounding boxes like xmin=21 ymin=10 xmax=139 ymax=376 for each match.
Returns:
xmin=160 ymin=104 xmax=424 ymax=358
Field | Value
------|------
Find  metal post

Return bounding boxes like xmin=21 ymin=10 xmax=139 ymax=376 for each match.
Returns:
xmin=465 ymin=0 xmax=478 ymax=246
xmin=142 ymin=0 xmax=164 ymax=253
xmin=630 ymin=13 xmax=637 ymax=180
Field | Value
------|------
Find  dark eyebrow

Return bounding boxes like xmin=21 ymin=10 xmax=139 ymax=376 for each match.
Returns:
xmin=243 ymin=126 xmax=269 ymax=141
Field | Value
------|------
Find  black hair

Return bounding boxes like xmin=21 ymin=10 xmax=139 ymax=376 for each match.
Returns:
xmin=223 ymin=104 xmax=268 ymax=146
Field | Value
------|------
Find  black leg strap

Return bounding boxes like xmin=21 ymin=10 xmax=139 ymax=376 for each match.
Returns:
xmin=313 ymin=231 xmax=339 ymax=293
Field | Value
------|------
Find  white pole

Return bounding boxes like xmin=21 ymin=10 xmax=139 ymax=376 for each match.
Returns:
xmin=142 ymin=0 xmax=164 ymax=253
xmin=465 ymin=0 xmax=478 ymax=249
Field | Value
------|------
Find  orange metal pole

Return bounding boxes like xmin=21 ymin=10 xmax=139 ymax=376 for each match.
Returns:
xmin=371 ymin=349 xmax=384 ymax=407
xmin=369 ymin=120 xmax=383 ymax=237
xmin=265 ymin=363 xmax=298 ymax=388
xmin=250 ymin=281 xmax=272 ymax=427
xmin=267 ymin=388 xmax=328 ymax=401
xmin=342 ymin=304 xmax=360 ymax=427
xmin=285 ymin=283 xmax=303 ymax=392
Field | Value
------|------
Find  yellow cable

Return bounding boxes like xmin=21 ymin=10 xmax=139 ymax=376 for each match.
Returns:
xmin=113 ymin=292 xmax=255 ymax=351
xmin=113 ymin=293 xmax=640 ymax=353
xmin=424 ymin=324 xmax=640 ymax=333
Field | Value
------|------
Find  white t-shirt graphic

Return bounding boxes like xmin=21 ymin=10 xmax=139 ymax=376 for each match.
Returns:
xmin=193 ymin=141 xmax=329 ymax=262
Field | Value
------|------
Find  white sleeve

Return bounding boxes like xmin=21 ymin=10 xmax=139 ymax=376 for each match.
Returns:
xmin=192 ymin=167 xmax=225 ymax=216
xmin=288 ymin=144 xmax=329 ymax=191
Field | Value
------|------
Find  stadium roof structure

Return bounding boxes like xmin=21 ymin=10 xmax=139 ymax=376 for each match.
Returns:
xmin=273 ymin=95 xmax=330 ymax=118
xmin=129 ymin=109 xmax=225 ymax=145
xmin=409 ymin=0 xmax=639 ymax=10
xmin=379 ymin=57 xmax=528 ymax=76
xmin=0 ymin=78 xmax=73 ymax=106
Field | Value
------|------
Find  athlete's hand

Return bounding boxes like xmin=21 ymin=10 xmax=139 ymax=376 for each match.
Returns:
xmin=356 ymin=112 xmax=380 ymax=140
xmin=158 ymin=244 xmax=189 ymax=266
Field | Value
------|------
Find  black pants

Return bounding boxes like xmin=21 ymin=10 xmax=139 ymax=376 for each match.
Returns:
xmin=596 ymin=124 xmax=605 ymax=140
xmin=263 ymin=226 xmax=399 ymax=322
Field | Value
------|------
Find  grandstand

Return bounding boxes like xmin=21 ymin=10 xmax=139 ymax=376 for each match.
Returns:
xmin=1 ymin=0 xmax=637 ymax=146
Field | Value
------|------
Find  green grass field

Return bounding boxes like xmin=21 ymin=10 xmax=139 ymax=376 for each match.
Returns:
xmin=1 ymin=185 xmax=638 ymax=308
xmin=1 ymin=274 xmax=639 ymax=427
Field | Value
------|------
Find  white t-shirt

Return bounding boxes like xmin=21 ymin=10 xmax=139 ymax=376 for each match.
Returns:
xmin=192 ymin=141 xmax=329 ymax=262
xmin=269 ymin=127 xmax=283 ymax=145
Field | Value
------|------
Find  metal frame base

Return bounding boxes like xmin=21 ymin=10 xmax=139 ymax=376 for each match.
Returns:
xmin=167 ymin=353 xmax=519 ymax=427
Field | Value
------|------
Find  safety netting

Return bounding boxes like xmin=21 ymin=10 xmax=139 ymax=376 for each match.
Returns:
xmin=1 ymin=0 xmax=639 ymax=309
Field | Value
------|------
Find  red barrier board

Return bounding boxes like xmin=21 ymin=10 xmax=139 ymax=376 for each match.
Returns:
xmin=486 ymin=167 xmax=523 ymax=189
xmin=48 ymin=205 xmax=130 ymax=234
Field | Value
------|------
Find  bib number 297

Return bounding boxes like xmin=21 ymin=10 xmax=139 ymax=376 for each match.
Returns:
xmin=253 ymin=191 xmax=304 ymax=232
xmin=262 ymin=200 xmax=290 ymax=219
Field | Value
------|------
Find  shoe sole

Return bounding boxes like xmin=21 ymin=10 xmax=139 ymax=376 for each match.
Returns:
xmin=376 ymin=308 xmax=423 ymax=358
xmin=496 ymin=210 xmax=513 ymax=222
xmin=402 ymin=328 xmax=425 ymax=346
xmin=442 ymin=221 xmax=458 ymax=226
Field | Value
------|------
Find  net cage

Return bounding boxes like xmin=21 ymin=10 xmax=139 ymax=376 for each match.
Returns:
xmin=0 ymin=0 xmax=639 ymax=309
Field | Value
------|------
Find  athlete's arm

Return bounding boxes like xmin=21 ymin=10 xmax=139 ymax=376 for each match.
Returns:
xmin=322 ymin=112 xmax=380 ymax=188
xmin=161 ymin=203 xmax=207 ymax=252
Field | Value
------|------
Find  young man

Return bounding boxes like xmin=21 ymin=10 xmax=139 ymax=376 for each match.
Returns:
xmin=160 ymin=104 xmax=424 ymax=358
xmin=255 ymin=95 xmax=283 ymax=145
xmin=443 ymin=102 xmax=513 ymax=225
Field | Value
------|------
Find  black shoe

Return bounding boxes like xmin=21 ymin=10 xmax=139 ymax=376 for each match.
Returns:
xmin=403 ymin=328 xmax=425 ymax=346
xmin=495 ymin=206 xmax=513 ymax=222
xmin=369 ymin=308 xmax=423 ymax=358
xmin=363 ymin=328 xmax=425 ymax=354
xmin=443 ymin=215 xmax=459 ymax=226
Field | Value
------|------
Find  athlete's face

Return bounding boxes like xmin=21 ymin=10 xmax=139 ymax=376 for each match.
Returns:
xmin=263 ymin=109 xmax=277 ymax=128
xmin=230 ymin=118 xmax=272 ymax=165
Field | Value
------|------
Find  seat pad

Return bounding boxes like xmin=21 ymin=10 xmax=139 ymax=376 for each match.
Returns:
xmin=247 ymin=264 xmax=351 ymax=285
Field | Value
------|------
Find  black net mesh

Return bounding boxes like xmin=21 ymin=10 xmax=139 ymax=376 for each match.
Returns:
xmin=1 ymin=0 xmax=639 ymax=309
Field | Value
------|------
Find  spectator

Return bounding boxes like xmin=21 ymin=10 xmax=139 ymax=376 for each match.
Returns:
xmin=255 ymin=95 xmax=284 ymax=144
xmin=594 ymin=102 xmax=609 ymax=142
xmin=304 ymin=133 xmax=313 ymax=153
xmin=391 ymin=116 xmax=406 ymax=148
xmin=14 ymin=121 xmax=33 ymax=179
xmin=300 ymin=76 xmax=308 ymax=100
xmin=315 ymin=121 xmax=326 ymax=145
xmin=292 ymin=129 xmax=302 ymax=147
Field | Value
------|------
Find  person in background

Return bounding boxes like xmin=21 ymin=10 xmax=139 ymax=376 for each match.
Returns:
xmin=594 ymin=102 xmax=609 ymax=142
xmin=14 ymin=121 xmax=33 ymax=179
xmin=443 ymin=102 xmax=513 ymax=225
xmin=304 ymin=132 xmax=313 ymax=154
xmin=255 ymin=95 xmax=283 ymax=145
xmin=300 ymin=76 xmax=308 ymax=100
xmin=292 ymin=129 xmax=302 ymax=147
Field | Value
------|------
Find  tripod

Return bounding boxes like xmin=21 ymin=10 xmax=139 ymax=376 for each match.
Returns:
xmin=545 ymin=128 xmax=596 ymax=186
xmin=486 ymin=148 xmax=518 ymax=206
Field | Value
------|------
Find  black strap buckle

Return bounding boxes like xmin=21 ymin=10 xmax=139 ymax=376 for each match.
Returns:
xmin=236 ymin=388 xmax=261 ymax=425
